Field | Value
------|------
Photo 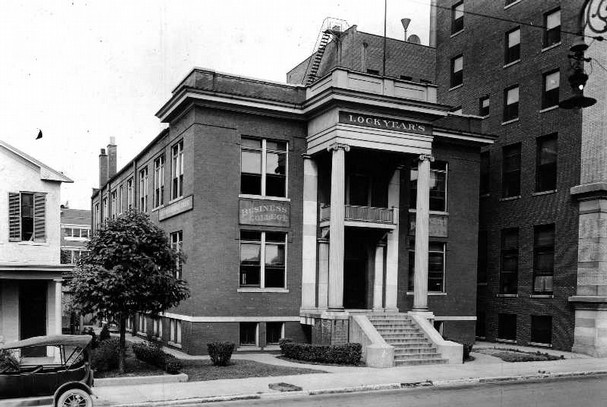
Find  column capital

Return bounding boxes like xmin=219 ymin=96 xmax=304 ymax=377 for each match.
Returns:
xmin=417 ymin=154 xmax=435 ymax=163
xmin=327 ymin=143 xmax=351 ymax=153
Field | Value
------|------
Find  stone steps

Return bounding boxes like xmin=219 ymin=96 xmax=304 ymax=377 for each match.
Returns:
xmin=368 ymin=313 xmax=448 ymax=367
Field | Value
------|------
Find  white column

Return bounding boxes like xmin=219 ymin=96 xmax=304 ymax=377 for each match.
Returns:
xmin=301 ymin=155 xmax=319 ymax=310
xmin=413 ymin=155 xmax=433 ymax=311
xmin=318 ymin=238 xmax=330 ymax=309
xmin=54 ymin=279 xmax=63 ymax=335
xmin=373 ymin=243 xmax=386 ymax=310
xmin=385 ymin=167 xmax=401 ymax=310
xmin=328 ymin=143 xmax=349 ymax=310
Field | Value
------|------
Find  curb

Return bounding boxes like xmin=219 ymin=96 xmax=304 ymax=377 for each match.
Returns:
xmin=95 ymin=373 xmax=188 ymax=387
xmin=96 ymin=369 xmax=607 ymax=406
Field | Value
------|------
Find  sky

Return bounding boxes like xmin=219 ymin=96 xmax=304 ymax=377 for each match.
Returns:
xmin=0 ymin=0 xmax=431 ymax=210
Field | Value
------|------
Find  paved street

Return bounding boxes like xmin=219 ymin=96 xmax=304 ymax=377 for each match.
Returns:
xmin=200 ymin=376 xmax=607 ymax=407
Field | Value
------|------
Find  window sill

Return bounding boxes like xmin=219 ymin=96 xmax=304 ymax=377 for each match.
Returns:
xmin=530 ymin=294 xmax=554 ymax=299
xmin=541 ymin=42 xmax=561 ymax=53
xmin=504 ymin=0 xmax=521 ymax=10
xmin=237 ymin=288 xmax=289 ymax=293
xmin=168 ymin=341 xmax=182 ymax=349
xmin=450 ymin=29 xmax=464 ymax=38
xmin=449 ymin=84 xmax=464 ymax=92
xmin=239 ymin=194 xmax=290 ymax=202
xmin=501 ymin=118 xmax=519 ymax=126
xmin=496 ymin=293 xmax=518 ymax=298
xmin=527 ymin=341 xmax=552 ymax=348
xmin=151 ymin=205 xmax=165 ymax=212
xmin=503 ymin=60 xmax=520 ymax=69
xmin=499 ymin=195 xmax=521 ymax=202
xmin=406 ymin=292 xmax=447 ymax=296
xmin=408 ymin=209 xmax=449 ymax=216
xmin=16 ymin=241 xmax=49 ymax=247
xmin=496 ymin=338 xmax=517 ymax=344
xmin=480 ymin=115 xmax=489 ymax=120
xmin=168 ymin=196 xmax=185 ymax=205
xmin=532 ymin=190 xmax=557 ymax=197
xmin=539 ymin=105 xmax=559 ymax=114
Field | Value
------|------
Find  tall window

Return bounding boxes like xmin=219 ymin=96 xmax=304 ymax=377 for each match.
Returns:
xmin=533 ymin=224 xmax=555 ymax=294
xmin=170 ymin=231 xmax=183 ymax=279
xmin=126 ymin=178 xmax=134 ymax=210
xmin=450 ymin=55 xmax=463 ymax=88
xmin=139 ymin=167 xmax=148 ymax=212
xmin=503 ymin=86 xmax=519 ymax=122
xmin=531 ymin=316 xmax=552 ymax=344
xmin=505 ymin=28 xmax=521 ymax=64
xmin=102 ymin=197 xmax=108 ymax=220
xmin=153 ymin=155 xmax=165 ymax=209
xmin=169 ymin=319 xmax=182 ymax=344
xmin=536 ymin=134 xmax=557 ymax=192
xmin=451 ymin=1 xmax=464 ymax=34
xmin=118 ymin=185 xmax=124 ymax=215
xmin=94 ymin=203 xmax=100 ymax=230
xmin=542 ymin=70 xmax=560 ymax=109
xmin=241 ymin=138 xmax=287 ymax=197
xmin=544 ymin=9 xmax=561 ymax=48
xmin=410 ymin=161 xmax=448 ymax=212
xmin=171 ymin=140 xmax=184 ymax=200
xmin=240 ymin=231 xmax=286 ymax=288
xmin=111 ymin=190 xmax=117 ymax=219
xmin=408 ymin=241 xmax=446 ymax=293
xmin=480 ymin=151 xmax=490 ymax=195
xmin=498 ymin=313 xmax=517 ymax=341
xmin=479 ymin=95 xmax=490 ymax=117
xmin=9 ymin=192 xmax=46 ymax=242
xmin=500 ymin=228 xmax=519 ymax=294
xmin=502 ymin=143 xmax=521 ymax=198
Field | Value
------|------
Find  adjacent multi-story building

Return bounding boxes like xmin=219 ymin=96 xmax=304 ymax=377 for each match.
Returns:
xmin=0 ymin=139 xmax=72 ymax=345
xmin=434 ymin=0 xmax=607 ymax=356
xmin=60 ymin=207 xmax=91 ymax=266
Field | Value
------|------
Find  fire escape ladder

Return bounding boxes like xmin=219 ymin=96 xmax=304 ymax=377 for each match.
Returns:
xmin=306 ymin=31 xmax=332 ymax=86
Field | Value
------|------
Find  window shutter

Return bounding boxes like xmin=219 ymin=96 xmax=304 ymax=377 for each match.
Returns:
xmin=34 ymin=193 xmax=46 ymax=242
xmin=9 ymin=192 xmax=21 ymax=241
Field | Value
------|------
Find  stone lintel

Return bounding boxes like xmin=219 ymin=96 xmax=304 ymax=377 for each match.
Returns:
xmin=571 ymin=182 xmax=607 ymax=201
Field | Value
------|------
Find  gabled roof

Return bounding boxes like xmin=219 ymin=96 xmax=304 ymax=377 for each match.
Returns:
xmin=0 ymin=139 xmax=73 ymax=183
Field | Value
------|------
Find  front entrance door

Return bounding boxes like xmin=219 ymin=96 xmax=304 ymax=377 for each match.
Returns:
xmin=344 ymin=231 xmax=370 ymax=309
xmin=20 ymin=280 xmax=47 ymax=356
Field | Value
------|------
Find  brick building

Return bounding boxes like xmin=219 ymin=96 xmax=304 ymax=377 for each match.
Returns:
xmin=60 ymin=207 xmax=91 ymax=266
xmin=433 ymin=0 xmax=607 ymax=355
xmin=92 ymin=18 xmax=496 ymax=364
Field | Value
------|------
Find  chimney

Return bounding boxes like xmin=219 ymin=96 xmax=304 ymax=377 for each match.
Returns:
xmin=107 ymin=137 xmax=117 ymax=179
xmin=429 ymin=0 xmax=437 ymax=47
xmin=99 ymin=148 xmax=108 ymax=187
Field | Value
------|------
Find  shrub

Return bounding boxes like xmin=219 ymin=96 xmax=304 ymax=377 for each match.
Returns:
xmin=82 ymin=327 xmax=98 ymax=349
xmin=132 ymin=342 xmax=182 ymax=374
xmin=92 ymin=338 xmax=120 ymax=372
xmin=99 ymin=324 xmax=111 ymax=342
xmin=279 ymin=342 xmax=361 ymax=365
xmin=463 ymin=343 xmax=474 ymax=361
xmin=207 ymin=342 xmax=235 ymax=366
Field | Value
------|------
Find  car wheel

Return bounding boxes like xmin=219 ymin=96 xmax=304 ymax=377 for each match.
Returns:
xmin=56 ymin=388 xmax=93 ymax=407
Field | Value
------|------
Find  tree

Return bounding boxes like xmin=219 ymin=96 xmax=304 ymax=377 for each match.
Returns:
xmin=69 ymin=209 xmax=190 ymax=373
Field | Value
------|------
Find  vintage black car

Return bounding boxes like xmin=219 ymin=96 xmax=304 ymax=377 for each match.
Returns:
xmin=0 ymin=335 xmax=94 ymax=406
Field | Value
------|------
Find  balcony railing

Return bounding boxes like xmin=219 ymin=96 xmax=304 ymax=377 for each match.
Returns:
xmin=320 ymin=204 xmax=395 ymax=224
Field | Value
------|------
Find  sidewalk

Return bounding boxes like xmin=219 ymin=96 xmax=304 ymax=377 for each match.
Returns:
xmin=94 ymin=340 xmax=607 ymax=406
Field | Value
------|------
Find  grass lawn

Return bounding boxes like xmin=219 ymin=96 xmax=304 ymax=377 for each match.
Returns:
xmin=476 ymin=348 xmax=564 ymax=363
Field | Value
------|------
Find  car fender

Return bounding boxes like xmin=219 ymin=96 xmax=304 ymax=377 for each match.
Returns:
xmin=53 ymin=382 xmax=94 ymax=406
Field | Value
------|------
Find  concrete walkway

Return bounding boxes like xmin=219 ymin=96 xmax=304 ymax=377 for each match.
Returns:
xmin=94 ymin=338 xmax=607 ymax=406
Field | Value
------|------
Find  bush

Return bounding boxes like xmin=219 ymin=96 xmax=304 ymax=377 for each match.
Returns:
xmin=99 ymin=324 xmax=111 ymax=342
xmin=92 ymin=338 xmax=120 ymax=372
xmin=279 ymin=342 xmax=361 ymax=365
xmin=132 ymin=342 xmax=182 ymax=374
xmin=463 ymin=343 xmax=474 ymax=361
xmin=207 ymin=342 xmax=235 ymax=366
xmin=82 ymin=327 xmax=98 ymax=349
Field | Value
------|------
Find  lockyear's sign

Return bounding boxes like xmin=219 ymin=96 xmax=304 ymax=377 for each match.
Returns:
xmin=339 ymin=112 xmax=432 ymax=136
xmin=239 ymin=199 xmax=290 ymax=227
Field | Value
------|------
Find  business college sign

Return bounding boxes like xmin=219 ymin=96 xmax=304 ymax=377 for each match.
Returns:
xmin=239 ymin=199 xmax=290 ymax=227
xmin=339 ymin=112 xmax=432 ymax=136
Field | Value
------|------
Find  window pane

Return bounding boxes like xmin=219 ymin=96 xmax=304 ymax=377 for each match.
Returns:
xmin=266 ymin=140 xmax=286 ymax=152
xmin=242 ymin=138 xmax=261 ymax=149
xmin=498 ymin=314 xmax=517 ymax=340
xmin=507 ymin=87 xmax=519 ymax=104
xmin=265 ymin=244 xmax=285 ymax=266
xmin=266 ymin=322 xmax=283 ymax=344
xmin=546 ymin=10 xmax=560 ymax=29
xmin=508 ymin=29 xmax=520 ymax=46
xmin=241 ymin=243 xmax=261 ymax=263
xmin=265 ymin=267 xmax=285 ymax=288
xmin=240 ymin=322 xmax=257 ymax=345
xmin=545 ymin=72 xmax=559 ymax=91
xmin=242 ymin=150 xmax=262 ymax=174
xmin=453 ymin=56 xmax=463 ymax=72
